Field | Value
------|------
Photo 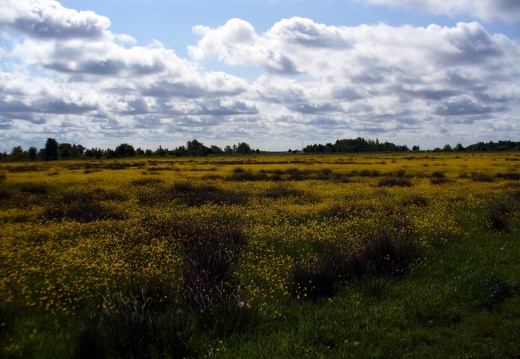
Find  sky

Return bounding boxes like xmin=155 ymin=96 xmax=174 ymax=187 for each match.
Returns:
xmin=1 ymin=0 xmax=519 ymax=152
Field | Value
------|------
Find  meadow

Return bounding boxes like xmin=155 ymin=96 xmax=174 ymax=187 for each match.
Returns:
xmin=0 ymin=152 xmax=519 ymax=358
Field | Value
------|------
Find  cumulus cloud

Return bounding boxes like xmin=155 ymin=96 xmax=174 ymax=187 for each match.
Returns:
xmin=189 ymin=18 xmax=299 ymax=74
xmin=0 ymin=0 xmax=519 ymax=151
xmin=361 ymin=0 xmax=520 ymax=23
xmin=0 ymin=0 xmax=110 ymax=39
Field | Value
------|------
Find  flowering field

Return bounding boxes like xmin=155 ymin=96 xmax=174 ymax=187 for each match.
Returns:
xmin=1 ymin=153 xmax=519 ymax=358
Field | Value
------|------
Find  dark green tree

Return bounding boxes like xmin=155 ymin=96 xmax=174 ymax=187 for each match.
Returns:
xmin=28 ymin=146 xmax=38 ymax=160
xmin=454 ymin=143 xmax=465 ymax=152
xmin=58 ymin=143 xmax=73 ymax=159
xmin=236 ymin=142 xmax=251 ymax=154
xmin=10 ymin=146 xmax=26 ymax=161
xmin=44 ymin=138 xmax=59 ymax=160
xmin=187 ymin=139 xmax=208 ymax=156
xmin=210 ymin=145 xmax=224 ymax=155
xmin=115 ymin=143 xmax=136 ymax=157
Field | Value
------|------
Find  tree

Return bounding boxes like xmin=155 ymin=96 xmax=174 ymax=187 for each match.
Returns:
xmin=58 ymin=143 xmax=73 ymax=159
xmin=115 ymin=143 xmax=135 ymax=157
xmin=44 ymin=138 xmax=59 ymax=160
xmin=412 ymin=145 xmax=420 ymax=152
xmin=28 ymin=146 xmax=38 ymax=160
xmin=454 ymin=143 xmax=465 ymax=152
xmin=224 ymin=145 xmax=233 ymax=155
xmin=187 ymin=139 xmax=207 ymax=157
xmin=210 ymin=145 xmax=224 ymax=155
xmin=236 ymin=142 xmax=251 ymax=154
xmin=156 ymin=145 xmax=167 ymax=157
xmin=10 ymin=146 xmax=25 ymax=161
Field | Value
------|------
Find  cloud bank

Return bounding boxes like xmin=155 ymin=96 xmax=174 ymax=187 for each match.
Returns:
xmin=0 ymin=0 xmax=519 ymax=151
xmin=362 ymin=0 xmax=520 ymax=23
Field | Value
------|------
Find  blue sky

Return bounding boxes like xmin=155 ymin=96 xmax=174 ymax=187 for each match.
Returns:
xmin=1 ymin=0 xmax=519 ymax=152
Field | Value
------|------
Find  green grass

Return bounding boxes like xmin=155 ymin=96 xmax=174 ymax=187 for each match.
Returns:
xmin=1 ymin=154 xmax=519 ymax=358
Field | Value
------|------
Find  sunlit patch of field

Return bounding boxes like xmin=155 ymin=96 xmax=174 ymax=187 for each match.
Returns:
xmin=1 ymin=153 xmax=519 ymax=357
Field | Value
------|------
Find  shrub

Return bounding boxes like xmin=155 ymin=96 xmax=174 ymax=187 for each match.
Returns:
xmin=45 ymin=192 xmax=126 ymax=222
xmin=378 ymin=177 xmax=412 ymax=187
xmin=131 ymin=177 xmax=164 ymax=186
xmin=350 ymin=169 xmax=381 ymax=177
xmin=261 ymin=184 xmax=305 ymax=199
xmin=167 ymin=182 xmax=248 ymax=206
xmin=20 ymin=183 xmax=47 ymax=195
xmin=495 ymin=172 xmax=520 ymax=181
xmin=228 ymin=168 xmax=268 ymax=181
xmin=431 ymin=171 xmax=445 ymax=178
xmin=471 ymin=172 xmax=493 ymax=182
xmin=288 ymin=256 xmax=336 ymax=300
xmin=430 ymin=177 xmax=451 ymax=185
xmin=72 ymin=293 xmax=189 ymax=359
xmin=7 ymin=165 xmax=40 ymax=173
xmin=466 ymin=269 xmax=515 ymax=309
xmin=177 ymin=215 xmax=251 ymax=332
xmin=0 ymin=187 xmax=10 ymax=200
xmin=361 ymin=224 xmax=420 ymax=276
xmin=46 ymin=201 xmax=125 ymax=222
xmin=319 ymin=203 xmax=377 ymax=220
xmin=402 ymin=194 xmax=429 ymax=207
xmin=485 ymin=197 xmax=516 ymax=230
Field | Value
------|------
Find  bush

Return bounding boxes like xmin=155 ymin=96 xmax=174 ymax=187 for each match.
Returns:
xmin=261 ymin=184 xmax=305 ymax=199
xmin=430 ymin=177 xmax=451 ymax=185
xmin=402 ymin=195 xmax=429 ymax=207
xmin=320 ymin=203 xmax=377 ymax=220
xmin=72 ymin=293 xmax=189 ymax=359
xmin=378 ymin=177 xmax=412 ymax=187
xmin=471 ymin=172 xmax=493 ymax=182
xmin=495 ymin=173 xmax=520 ymax=181
xmin=485 ymin=197 xmax=516 ymax=231
xmin=20 ymin=183 xmax=47 ymax=195
xmin=0 ymin=187 xmax=10 ymax=200
xmin=167 ymin=182 xmax=248 ymax=206
xmin=361 ymin=222 xmax=420 ymax=276
xmin=177 ymin=215 xmax=252 ymax=332
xmin=131 ymin=177 xmax=164 ymax=186
xmin=466 ymin=269 xmax=515 ymax=309
xmin=45 ymin=192 xmax=126 ymax=222
xmin=288 ymin=256 xmax=337 ymax=300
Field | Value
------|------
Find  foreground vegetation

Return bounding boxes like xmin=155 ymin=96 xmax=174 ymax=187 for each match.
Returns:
xmin=1 ymin=152 xmax=519 ymax=358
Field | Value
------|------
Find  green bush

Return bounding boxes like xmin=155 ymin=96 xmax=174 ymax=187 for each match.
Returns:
xmin=485 ymin=197 xmax=516 ymax=231
xmin=72 ymin=294 xmax=189 ymax=359
xmin=471 ymin=172 xmax=494 ymax=182
xmin=288 ymin=256 xmax=337 ymax=300
xmin=466 ymin=269 xmax=515 ymax=309
xmin=167 ymin=182 xmax=248 ymax=206
xmin=20 ymin=182 xmax=47 ymax=195
xmin=377 ymin=177 xmax=412 ymax=187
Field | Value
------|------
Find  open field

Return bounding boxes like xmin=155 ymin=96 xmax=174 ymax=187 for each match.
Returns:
xmin=1 ymin=152 xmax=519 ymax=358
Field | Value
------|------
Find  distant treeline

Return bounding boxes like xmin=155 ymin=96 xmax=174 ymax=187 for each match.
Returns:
xmin=303 ymin=138 xmax=410 ymax=153
xmin=302 ymin=138 xmax=520 ymax=154
xmin=1 ymin=138 xmax=519 ymax=161
xmin=0 ymin=138 xmax=258 ymax=161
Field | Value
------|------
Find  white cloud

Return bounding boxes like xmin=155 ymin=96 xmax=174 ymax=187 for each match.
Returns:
xmin=361 ymin=0 xmax=520 ymax=23
xmin=189 ymin=18 xmax=298 ymax=74
xmin=0 ymin=0 xmax=111 ymax=39
xmin=0 ymin=1 xmax=519 ymax=152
